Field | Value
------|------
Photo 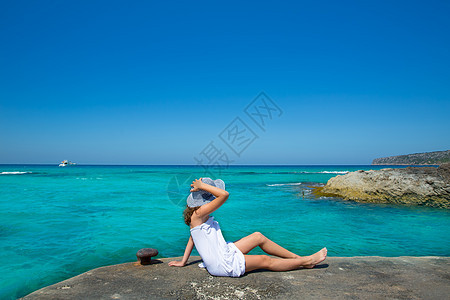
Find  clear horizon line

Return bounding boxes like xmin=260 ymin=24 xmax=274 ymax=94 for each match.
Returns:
xmin=0 ymin=163 xmax=435 ymax=166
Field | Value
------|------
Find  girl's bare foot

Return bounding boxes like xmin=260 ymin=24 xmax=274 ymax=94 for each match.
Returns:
xmin=303 ymin=247 xmax=327 ymax=269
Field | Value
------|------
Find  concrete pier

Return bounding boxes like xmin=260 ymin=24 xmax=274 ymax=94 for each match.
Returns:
xmin=23 ymin=256 xmax=450 ymax=299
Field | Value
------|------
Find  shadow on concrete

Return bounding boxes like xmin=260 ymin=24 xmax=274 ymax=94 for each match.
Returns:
xmin=135 ymin=259 xmax=164 ymax=266
xmin=243 ymin=263 xmax=329 ymax=276
xmin=185 ymin=259 xmax=203 ymax=266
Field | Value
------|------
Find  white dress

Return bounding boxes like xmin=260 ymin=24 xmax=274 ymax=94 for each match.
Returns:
xmin=190 ymin=216 xmax=246 ymax=277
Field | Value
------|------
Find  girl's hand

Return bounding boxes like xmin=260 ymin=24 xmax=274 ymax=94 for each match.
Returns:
xmin=190 ymin=178 xmax=204 ymax=192
xmin=168 ymin=260 xmax=185 ymax=267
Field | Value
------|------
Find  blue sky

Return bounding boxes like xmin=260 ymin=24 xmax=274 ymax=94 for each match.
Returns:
xmin=1 ymin=0 xmax=449 ymax=164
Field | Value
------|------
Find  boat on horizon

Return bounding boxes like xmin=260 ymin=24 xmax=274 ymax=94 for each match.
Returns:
xmin=59 ymin=160 xmax=77 ymax=167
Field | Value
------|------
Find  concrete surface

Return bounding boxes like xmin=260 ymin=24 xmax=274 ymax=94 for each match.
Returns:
xmin=22 ymin=256 xmax=450 ymax=299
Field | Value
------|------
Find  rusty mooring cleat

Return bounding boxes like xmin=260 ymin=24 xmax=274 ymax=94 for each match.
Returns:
xmin=136 ymin=248 xmax=158 ymax=265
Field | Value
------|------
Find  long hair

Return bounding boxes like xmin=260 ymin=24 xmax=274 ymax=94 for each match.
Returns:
xmin=183 ymin=205 xmax=201 ymax=226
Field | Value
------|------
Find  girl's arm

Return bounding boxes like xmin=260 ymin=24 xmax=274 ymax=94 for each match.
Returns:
xmin=191 ymin=178 xmax=229 ymax=217
xmin=168 ymin=236 xmax=194 ymax=267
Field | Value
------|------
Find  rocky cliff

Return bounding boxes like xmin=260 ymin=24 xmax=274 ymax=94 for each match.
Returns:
xmin=372 ymin=150 xmax=450 ymax=165
xmin=313 ymin=163 xmax=450 ymax=208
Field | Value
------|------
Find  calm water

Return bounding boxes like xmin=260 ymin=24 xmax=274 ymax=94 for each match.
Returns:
xmin=1 ymin=165 xmax=449 ymax=299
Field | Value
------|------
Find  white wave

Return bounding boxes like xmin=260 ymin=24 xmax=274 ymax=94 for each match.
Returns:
xmin=294 ymin=171 xmax=349 ymax=174
xmin=0 ymin=171 xmax=32 ymax=175
xmin=266 ymin=182 xmax=303 ymax=187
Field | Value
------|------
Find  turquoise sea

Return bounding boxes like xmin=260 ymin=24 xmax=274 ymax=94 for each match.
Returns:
xmin=1 ymin=165 xmax=449 ymax=299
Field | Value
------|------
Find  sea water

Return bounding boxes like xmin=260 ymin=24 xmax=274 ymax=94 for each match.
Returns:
xmin=1 ymin=165 xmax=449 ymax=299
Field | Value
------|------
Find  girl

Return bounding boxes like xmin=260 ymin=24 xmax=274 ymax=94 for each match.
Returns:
xmin=168 ymin=177 xmax=327 ymax=277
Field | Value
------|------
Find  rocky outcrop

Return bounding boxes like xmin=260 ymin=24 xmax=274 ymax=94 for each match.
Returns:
xmin=314 ymin=163 xmax=450 ymax=208
xmin=372 ymin=150 xmax=450 ymax=165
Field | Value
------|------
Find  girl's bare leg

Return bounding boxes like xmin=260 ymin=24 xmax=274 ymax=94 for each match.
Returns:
xmin=244 ymin=248 xmax=327 ymax=272
xmin=234 ymin=232 xmax=298 ymax=258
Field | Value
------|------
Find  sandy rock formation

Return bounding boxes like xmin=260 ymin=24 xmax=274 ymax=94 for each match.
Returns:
xmin=315 ymin=163 xmax=450 ymax=208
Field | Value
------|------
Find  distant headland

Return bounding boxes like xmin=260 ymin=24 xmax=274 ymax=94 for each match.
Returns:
xmin=372 ymin=150 xmax=450 ymax=165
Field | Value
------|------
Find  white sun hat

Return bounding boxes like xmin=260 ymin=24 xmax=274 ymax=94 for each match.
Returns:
xmin=186 ymin=177 xmax=226 ymax=208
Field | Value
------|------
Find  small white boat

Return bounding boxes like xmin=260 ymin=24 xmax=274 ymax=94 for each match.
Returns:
xmin=59 ymin=160 xmax=77 ymax=167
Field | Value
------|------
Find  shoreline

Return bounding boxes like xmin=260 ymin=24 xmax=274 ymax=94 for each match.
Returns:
xmin=371 ymin=164 xmax=441 ymax=166
xmin=22 ymin=256 xmax=450 ymax=299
